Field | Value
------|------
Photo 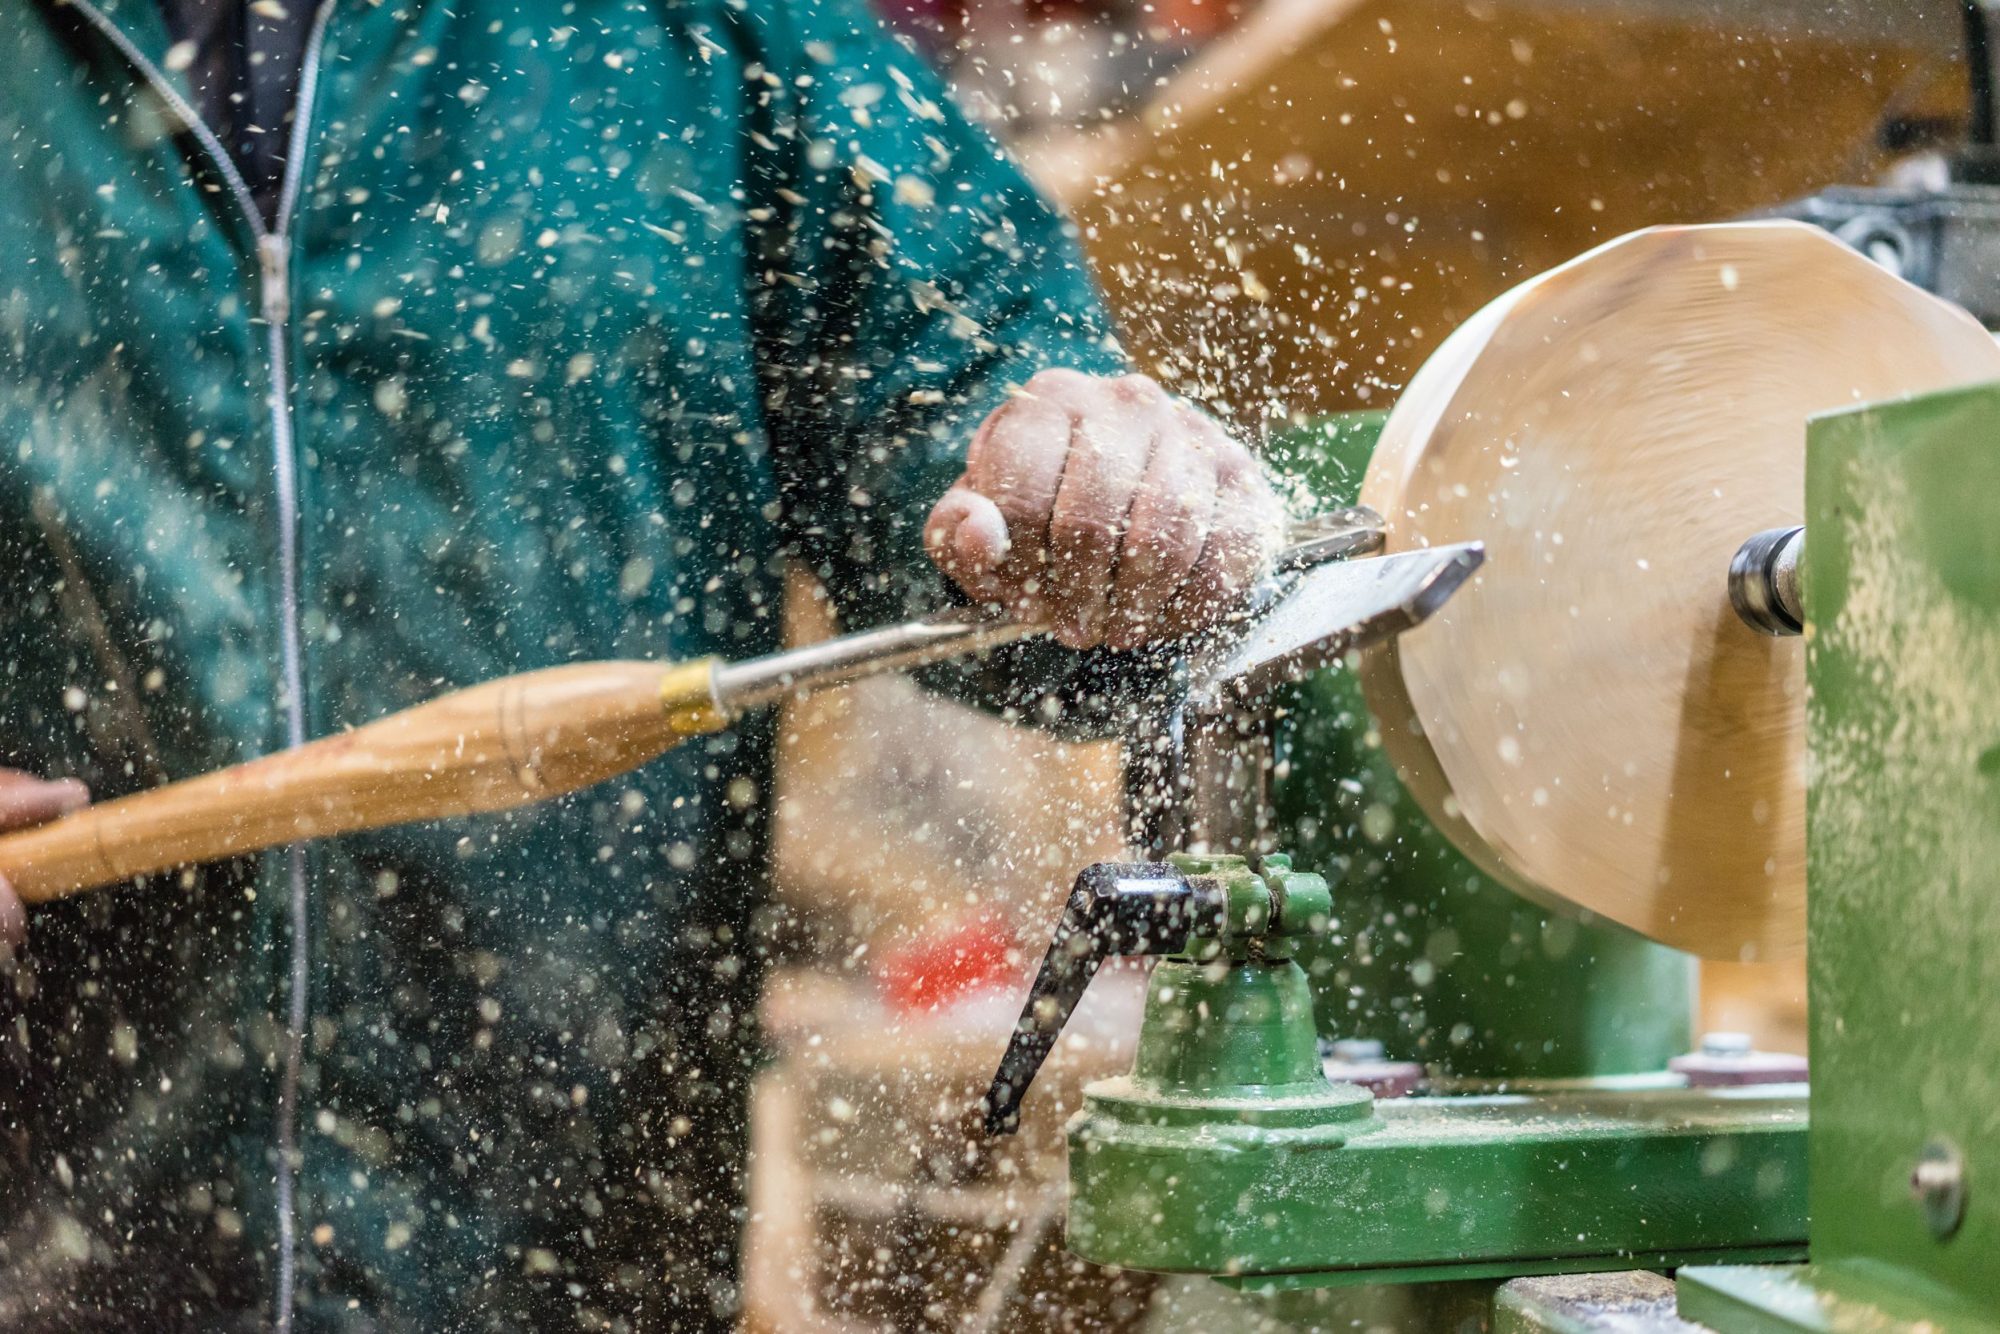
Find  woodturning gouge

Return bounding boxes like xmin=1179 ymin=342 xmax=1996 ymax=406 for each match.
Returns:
xmin=0 ymin=510 xmax=1443 ymax=905
xmin=0 ymin=608 xmax=1042 ymax=903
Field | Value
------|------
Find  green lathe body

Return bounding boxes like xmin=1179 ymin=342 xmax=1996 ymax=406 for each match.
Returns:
xmin=1675 ymin=382 xmax=2000 ymax=1333
xmin=1062 ymin=387 xmax=2000 ymax=1329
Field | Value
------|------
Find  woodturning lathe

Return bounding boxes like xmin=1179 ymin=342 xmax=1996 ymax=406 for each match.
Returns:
xmin=986 ymin=220 xmax=2000 ymax=1324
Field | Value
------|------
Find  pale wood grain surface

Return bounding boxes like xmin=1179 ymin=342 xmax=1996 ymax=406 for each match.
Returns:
xmin=1359 ymin=222 xmax=2000 ymax=960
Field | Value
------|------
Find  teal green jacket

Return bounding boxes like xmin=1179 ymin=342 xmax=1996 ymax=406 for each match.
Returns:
xmin=0 ymin=1 xmax=1127 ymax=1327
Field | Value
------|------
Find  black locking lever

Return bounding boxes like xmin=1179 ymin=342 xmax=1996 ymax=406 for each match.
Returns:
xmin=981 ymin=862 xmax=1226 ymax=1136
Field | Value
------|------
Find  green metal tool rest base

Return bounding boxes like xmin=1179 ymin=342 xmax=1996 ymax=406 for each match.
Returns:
xmin=1070 ymin=1066 xmax=1806 ymax=1284
xmin=1063 ymin=840 xmax=1806 ymax=1288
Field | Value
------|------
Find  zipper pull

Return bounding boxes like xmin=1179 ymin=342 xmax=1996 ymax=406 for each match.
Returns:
xmin=258 ymin=234 xmax=291 ymax=326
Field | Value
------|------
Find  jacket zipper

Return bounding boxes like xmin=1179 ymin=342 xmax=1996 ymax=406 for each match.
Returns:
xmin=57 ymin=3 xmax=337 ymax=1327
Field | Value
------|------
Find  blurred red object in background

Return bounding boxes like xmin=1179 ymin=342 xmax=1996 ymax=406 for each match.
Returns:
xmin=874 ymin=916 xmax=1018 ymax=1014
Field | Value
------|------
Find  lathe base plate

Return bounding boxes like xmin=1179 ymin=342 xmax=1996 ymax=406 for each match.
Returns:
xmin=1069 ymin=1083 xmax=1807 ymax=1282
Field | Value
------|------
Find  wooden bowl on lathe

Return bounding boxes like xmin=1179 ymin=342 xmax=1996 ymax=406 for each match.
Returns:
xmin=1357 ymin=222 xmax=2000 ymax=961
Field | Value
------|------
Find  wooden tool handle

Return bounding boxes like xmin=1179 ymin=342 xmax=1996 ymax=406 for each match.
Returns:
xmin=0 ymin=658 xmax=724 ymax=902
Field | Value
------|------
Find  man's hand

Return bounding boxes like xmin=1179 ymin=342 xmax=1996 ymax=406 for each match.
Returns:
xmin=925 ymin=370 xmax=1286 ymax=650
xmin=0 ymin=770 xmax=89 ymax=948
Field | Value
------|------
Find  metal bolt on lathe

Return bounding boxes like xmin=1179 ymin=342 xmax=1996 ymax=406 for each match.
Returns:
xmin=1911 ymin=1140 xmax=1967 ymax=1240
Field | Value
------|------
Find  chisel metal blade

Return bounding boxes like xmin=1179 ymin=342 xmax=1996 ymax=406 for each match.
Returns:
xmin=713 ymin=513 xmax=1395 ymax=713
xmin=1185 ymin=542 xmax=1484 ymax=710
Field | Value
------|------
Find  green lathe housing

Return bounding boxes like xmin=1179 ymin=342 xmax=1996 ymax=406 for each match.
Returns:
xmin=1671 ymin=383 xmax=2000 ymax=1334
xmin=993 ymin=389 xmax=2000 ymax=1330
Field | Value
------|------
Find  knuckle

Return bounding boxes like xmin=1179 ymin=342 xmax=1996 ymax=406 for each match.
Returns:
xmin=972 ymin=402 xmax=1016 ymax=447
xmin=1208 ymin=435 xmax=1242 ymax=464
xmin=1049 ymin=512 xmax=1115 ymax=556
xmin=974 ymin=407 xmax=1026 ymax=455
xmin=1112 ymin=372 xmax=1163 ymax=403
xmin=991 ymin=483 xmax=1049 ymax=520
xmin=1025 ymin=367 xmax=1091 ymax=398
xmin=995 ymin=500 xmax=1050 ymax=540
xmin=1125 ymin=508 xmax=1183 ymax=555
